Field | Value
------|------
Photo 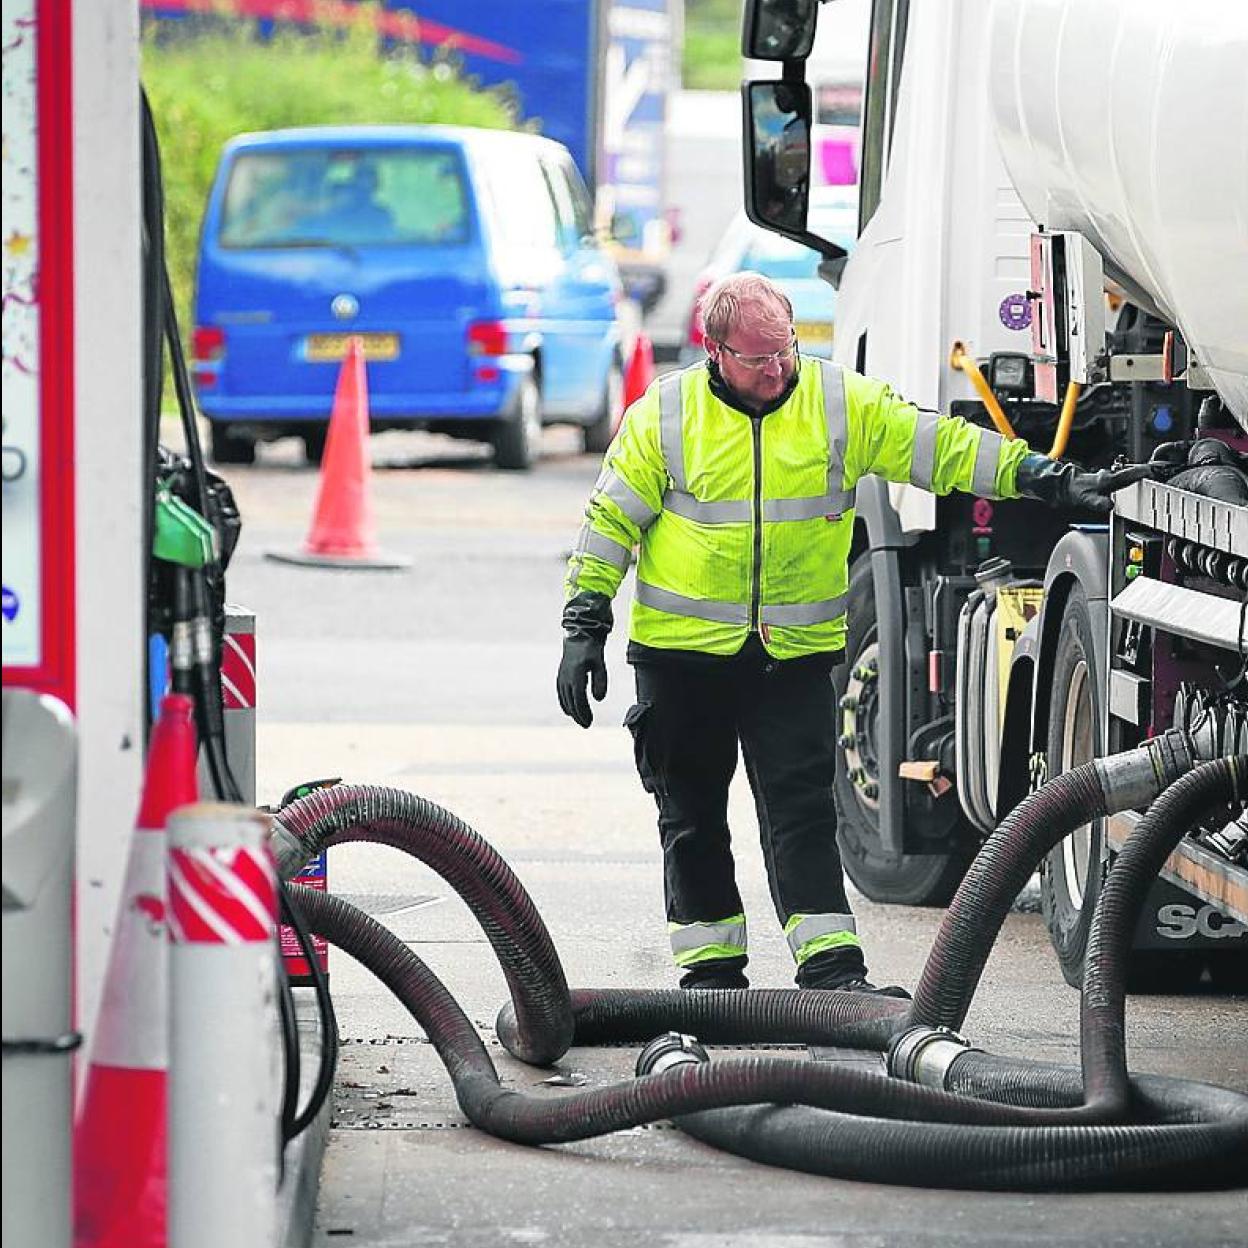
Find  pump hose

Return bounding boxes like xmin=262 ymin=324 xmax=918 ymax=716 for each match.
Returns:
xmin=673 ymin=756 xmax=1248 ymax=1189
xmin=287 ymin=888 xmax=1121 ymax=1144
xmin=270 ymin=785 xmax=574 ymax=1065
xmin=269 ymin=741 xmax=1248 ymax=1188
xmin=269 ymin=786 xmax=904 ymax=1063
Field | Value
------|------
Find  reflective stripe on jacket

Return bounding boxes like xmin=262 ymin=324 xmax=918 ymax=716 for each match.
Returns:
xmin=565 ymin=359 xmax=1028 ymax=660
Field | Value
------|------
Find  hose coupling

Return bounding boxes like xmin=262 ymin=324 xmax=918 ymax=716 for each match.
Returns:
xmin=888 ymin=1025 xmax=975 ymax=1089
xmin=1094 ymin=729 xmax=1195 ymax=813
xmin=635 ymin=1032 xmax=710 ymax=1078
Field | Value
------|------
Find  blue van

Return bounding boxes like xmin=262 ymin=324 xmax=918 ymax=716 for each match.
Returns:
xmin=193 ymin=126 xmax=626 ymax=469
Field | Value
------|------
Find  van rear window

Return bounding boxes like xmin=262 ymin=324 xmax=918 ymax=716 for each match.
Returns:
xmin=219 ymin=148 xmax=470 ymax=248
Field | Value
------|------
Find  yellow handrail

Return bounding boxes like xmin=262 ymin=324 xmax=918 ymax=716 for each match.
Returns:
xmin=949 ymin=341 xmax=1018 ymax=440
xmin=1047 ymin=381 xmax=1082 ymax=459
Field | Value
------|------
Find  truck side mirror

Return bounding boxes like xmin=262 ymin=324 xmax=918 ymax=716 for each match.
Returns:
xmin=743 ymin=80 xmax=847 ymax=262
xmin=741 ymin=0 xmax=818 ymax=61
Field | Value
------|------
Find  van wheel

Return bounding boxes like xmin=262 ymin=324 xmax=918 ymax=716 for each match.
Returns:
xmin=582 ymin=361 xmax=624 ymax=454
xmin=832 ymin=555 xmax=976 ymax=906
xmin=493 ymin=374 xmax=542 ymax=471
xmin=1039 ymin=586 xmax=1103 ymax=989
xmin=210 ymin=421 xmax=256 ymax=466
xmin=302 ymin=425 xmax=328 ymax=466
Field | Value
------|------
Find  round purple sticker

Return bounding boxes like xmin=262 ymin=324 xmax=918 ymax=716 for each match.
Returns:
xmin=999 ymin=294 xmax=1032 ymax=331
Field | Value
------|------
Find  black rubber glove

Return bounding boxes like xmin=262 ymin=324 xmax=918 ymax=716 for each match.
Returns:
xmin=557 ymin=591 xmax=613 ymax=728
xmin=1148 ymin=439 xmax=1248 ymax=504
xmin=1014 ymin=453 xmax=1153 ymax=515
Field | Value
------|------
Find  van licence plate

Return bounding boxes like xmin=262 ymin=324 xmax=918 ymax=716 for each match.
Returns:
xmin=305 ymin=333 xmax=400 ymax=362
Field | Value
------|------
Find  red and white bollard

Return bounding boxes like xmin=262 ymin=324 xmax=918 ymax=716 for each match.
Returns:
xmin=167 ymin=803 xmax=279 ymax=1248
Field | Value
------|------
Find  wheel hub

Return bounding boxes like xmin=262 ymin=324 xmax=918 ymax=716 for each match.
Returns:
xmin=839 ymin=642 xmax=880 ymax=813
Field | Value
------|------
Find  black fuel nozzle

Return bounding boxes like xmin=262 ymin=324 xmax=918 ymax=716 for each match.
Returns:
xmin=277 ymin=778 xmax=344 ymax=811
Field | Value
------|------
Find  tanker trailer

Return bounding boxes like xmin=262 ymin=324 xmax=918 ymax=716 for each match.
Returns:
xmin=739 ymin=0 xmax=1247 ymax=986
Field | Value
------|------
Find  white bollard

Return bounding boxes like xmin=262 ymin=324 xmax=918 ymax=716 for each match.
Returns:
xmin=167 ymin=802 xmax=279 ymax=1248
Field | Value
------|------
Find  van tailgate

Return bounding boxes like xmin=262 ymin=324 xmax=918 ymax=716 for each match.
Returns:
xmin=203 ymin=248 xmax=492 ymax=402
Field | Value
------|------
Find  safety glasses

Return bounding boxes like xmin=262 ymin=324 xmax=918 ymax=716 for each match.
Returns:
xmin=717 ymin=335 xmax=799 ymax=370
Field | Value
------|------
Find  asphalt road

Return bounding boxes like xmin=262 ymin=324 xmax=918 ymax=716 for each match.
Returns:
xmin=220 ymin=427 xmax=1246 ymax=1247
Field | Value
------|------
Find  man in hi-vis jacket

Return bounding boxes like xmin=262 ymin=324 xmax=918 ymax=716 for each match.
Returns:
xmin=557 ymin=271 xmax=1143 ymax=994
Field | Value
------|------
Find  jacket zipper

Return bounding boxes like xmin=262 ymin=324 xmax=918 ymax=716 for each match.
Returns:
xmin=750 ymin=415 xmax=764 ymax=635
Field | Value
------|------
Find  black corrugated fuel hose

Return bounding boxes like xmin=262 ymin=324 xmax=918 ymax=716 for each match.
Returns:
xmin=269 ymin=785 xmax=906 ymax=1062
xmin=676 ymin=756 xmax=1248 ymax=1189
xmin=270 ymin=785 xmax=575 ymax=1065
xmin=286 ymin=886 xmax=1147 ymax=1142
xmin=892 ymin=744 xmax=1245 ymax=1128
xmin=906 ymin=730 xmax=1195 ymax=1035
xmin=268 ymin=741 xmax=1247 ymax=1188
xmin=1076 ymin=756 xmax=1247 ymax=1118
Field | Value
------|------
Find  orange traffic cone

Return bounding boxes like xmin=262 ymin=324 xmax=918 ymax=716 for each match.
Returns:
xmin=74 ymin=694 xmax=199 ymax=1248
xmin=266 ymin=337 xmax=410 ymax=570
xmin=623 ymin=331 xmax=656 ymax=410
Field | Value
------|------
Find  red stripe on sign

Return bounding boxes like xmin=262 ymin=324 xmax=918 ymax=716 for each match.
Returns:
xmin=222 ymin=634 xmax=256 ymax=709
xmin=168 ymin=846 xmax=276 ymax=944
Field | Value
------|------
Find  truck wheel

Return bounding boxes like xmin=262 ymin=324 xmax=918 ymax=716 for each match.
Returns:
xmin=1039 ymin=585 xmax=1103 ymax=988
xmin=493 ymin=374 xmax=542 ymax=471
xmin=209 ymin=420 xmax=255 ymax=466
xmin=832 ymin=556 xmax=975 ymax=906
xmin=582 ymin=360 xmax=623 ymax=454
xmin=302 ymin=425 xmax=327 ymax=466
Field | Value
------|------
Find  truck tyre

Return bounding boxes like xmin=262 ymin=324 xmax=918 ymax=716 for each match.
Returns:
xmin=1039 ymin=585 xmax=1103 ymax=988
xmin=493 ymin=374 xmax=542 ymax=471
xmin=302 ymin=425 xmax=327 ymax=466
xmin=832 ymin=556 xmax=975 ymax=906
xmin=582 ymin=360 xmax=623 ymax=454
xmin=209 ymin=420 xmax=255 ymax=466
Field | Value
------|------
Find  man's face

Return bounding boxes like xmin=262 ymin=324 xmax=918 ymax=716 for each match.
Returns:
xmin=709 ymin=317 xmax=799 ymax=409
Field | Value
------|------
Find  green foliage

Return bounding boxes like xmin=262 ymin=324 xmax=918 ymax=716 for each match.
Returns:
xmin=683 ymin=0 xmax=745 ymax=90
xmin=142 ymin=21 xmax=516 ymax=337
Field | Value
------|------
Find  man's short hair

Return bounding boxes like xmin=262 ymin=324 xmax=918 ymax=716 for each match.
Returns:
xmin=699 ymin=271 xmax=793 ymax=344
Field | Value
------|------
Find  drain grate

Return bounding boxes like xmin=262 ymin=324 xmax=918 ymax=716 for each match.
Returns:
xmin=334 ymin=1118 xmax=475 ymax=1132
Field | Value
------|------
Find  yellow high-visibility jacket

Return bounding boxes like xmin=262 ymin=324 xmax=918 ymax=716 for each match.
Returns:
xmin=565 ymin=359 xmax=1029 ymax=660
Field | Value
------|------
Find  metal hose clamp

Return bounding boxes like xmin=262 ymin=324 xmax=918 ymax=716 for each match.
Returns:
xmin=888 ymin=1025 xmax=975 ymax=1089
xmin=635 ymin=1031 xmax=710 ymax=1077
xmin=1095 ymin=728 xmax=1195 ymax=812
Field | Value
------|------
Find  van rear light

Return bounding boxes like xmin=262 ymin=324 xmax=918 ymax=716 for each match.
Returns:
xmin=193 ymin=325 xmax=226 ymax=363
xmin=467 ymin=320 xmax=508 ymax=357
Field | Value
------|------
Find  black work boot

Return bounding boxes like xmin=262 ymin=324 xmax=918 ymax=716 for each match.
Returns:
xmin=679 ymin=957 xmax=749 ymax=990
xmin=794 ymin=949 xmax=869 ymax=991
xmin=832 ymin=977 xmax=912 ymax=1000
xmin=796 ymin=951 xmax=910 ymax=998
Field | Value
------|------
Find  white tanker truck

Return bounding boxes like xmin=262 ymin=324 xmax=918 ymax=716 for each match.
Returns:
xmin=739 ymin=0 xmax=1247 ymax=988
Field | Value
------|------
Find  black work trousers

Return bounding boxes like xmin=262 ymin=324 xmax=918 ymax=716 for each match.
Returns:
xmin=626 ymin=640 xmax=866 ymax=987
